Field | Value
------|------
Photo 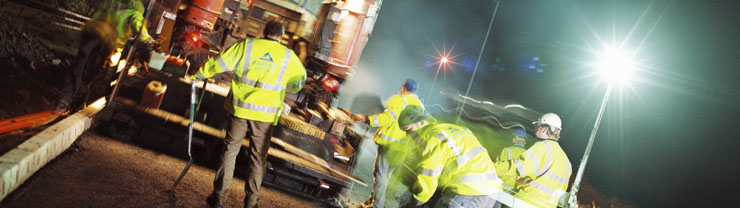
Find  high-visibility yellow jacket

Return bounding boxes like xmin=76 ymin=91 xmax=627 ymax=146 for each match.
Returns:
xmin=410 ymin=123 xmax=503 ymax=203
xmin=116 ymin=9 xmax=151 ymax=44
xmin=496 ymin=145 xmax=526 ymax=193
xmin=86 ymin=5 xmax=151 ymax=49
xmin=192 ymin=38 xmax=307 ymax=123
xmin=495 ymin=140 xmax=572 ymax=208
xmin=367 ymin=93 xmax=423 ymax=164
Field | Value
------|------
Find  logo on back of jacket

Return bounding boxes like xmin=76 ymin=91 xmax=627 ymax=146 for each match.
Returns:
xmin=252 ymin=52 xmax=280 ymax=72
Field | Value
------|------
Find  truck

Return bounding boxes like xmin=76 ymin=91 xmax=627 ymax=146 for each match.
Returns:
xmin=98 ymin=0 xmax=383 ymax=206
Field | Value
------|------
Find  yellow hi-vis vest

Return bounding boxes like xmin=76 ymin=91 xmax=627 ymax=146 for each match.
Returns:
xmin=116 ymin=9 xmax=151 ymax=45
xmin=495 ymin=140 xmax=572 ymax=208
xmin=192 ymin=38 xmax=307 ymax=123
xmin=367 ymin=93 xmax=423 ymax=165
xmin=496 ymin=145 xmax=526 ymax=193
xmin=411 ymin=123 xmax=503 ymax=203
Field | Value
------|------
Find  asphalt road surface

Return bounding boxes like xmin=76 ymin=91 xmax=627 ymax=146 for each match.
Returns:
xmin=0 ymin=132 xmax=322 ymax=208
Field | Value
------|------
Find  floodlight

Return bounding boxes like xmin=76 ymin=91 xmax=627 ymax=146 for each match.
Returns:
xmin=597 ymin=48 xmax=635 ymax=84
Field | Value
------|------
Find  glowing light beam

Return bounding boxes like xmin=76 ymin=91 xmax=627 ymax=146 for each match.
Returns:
xmin=425 ymin=39 xmax=465 ymax=102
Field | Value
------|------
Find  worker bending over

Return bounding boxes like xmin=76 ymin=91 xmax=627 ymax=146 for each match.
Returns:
xmin=398 ymin=105 xmax=502 ymax=207
xmin=58 ymin=0 xmax=154 ymax=111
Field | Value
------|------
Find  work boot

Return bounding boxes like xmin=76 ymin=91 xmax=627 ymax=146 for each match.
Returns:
xmin=206 ymin=194 xmax=223 ymax=208
xmin=55 ymin=107 xmax=70 ymax=116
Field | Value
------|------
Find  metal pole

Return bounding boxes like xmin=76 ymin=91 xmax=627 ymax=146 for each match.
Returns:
xmin=566 ymin=84 xmax=613 ymax=207
xmin=109 ymin=0 xmax=157 ymax=104
xmin=456 ymin=0 xmax=499 ymax=124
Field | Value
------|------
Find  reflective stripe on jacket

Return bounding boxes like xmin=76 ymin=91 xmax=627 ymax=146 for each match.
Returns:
xmin=192 ymin=38 xmax=307 ymax=123
xmin=368 ymin=93 xmax=422 ymax=147
xmin=496 ymin=146 xmax=526 ymax=192
xmin=411 ymin=123 xmax=503 ymax=203
xmin=495 ymin=140 xmax=572 ymax=208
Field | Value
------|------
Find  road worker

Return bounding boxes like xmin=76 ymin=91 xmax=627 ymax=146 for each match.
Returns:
xmin=191 ymin=20 xmax=307 ymax=208
xmin=496 ymin=127 xmax=527 ymax=194
xmin=494 ymin=113 xmax=572 ymax=208
xmin=353 ymin=79 xmax=424 ymax=207
xmin=398 ymin=105 xmax=502 ymax=207
xmin=58 ymin=0 xmax=154 ymax=111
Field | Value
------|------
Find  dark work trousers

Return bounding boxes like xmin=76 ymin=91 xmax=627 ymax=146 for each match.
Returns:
xmin=59 ymin=30 xmax=113 ymax=110
xmin=211 ymin=116 xmax=273 ymax=208
xmin=434 ymin=191 xmax=500 ymax=208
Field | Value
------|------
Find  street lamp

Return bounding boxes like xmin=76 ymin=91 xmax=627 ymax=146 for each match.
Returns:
xmin=565 ymin=47 xmax=636 ymax=207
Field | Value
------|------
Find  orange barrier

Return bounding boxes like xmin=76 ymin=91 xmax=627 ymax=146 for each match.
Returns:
xmin=0 ymin=110 xmax=65 ymax=134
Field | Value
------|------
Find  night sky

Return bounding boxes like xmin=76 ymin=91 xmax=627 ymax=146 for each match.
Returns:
xmin=339 ymin=0 xmax=740 ymax=207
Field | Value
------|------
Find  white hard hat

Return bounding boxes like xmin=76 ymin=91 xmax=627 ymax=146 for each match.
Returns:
xmin=533 ymin=113 xmax=562 ymax=132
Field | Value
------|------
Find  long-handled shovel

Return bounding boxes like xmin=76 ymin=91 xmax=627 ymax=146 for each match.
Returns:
xmin=170 ymin=80 xmax=199 ymax=191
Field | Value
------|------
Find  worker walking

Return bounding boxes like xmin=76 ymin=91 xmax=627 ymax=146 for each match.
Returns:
xmin=190 ymin=21 xmax=307 ymax=208
xmin=397 ymin=105 xmax=502 ymax=207
xmin=494 ymin=113 xmax=572 ymax=208
xmin=353 ymin=79 xmax=423 ymax=207
xmin=495 ymin=127 xmax=527 ymax=194
xmin=58 ymin=0 xmax=154 ymax=111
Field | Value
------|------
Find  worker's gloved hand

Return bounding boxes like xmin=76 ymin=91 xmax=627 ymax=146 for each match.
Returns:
xmin=402 ymin=171 xmax=417 ymax=185
xmin=143 ymin=38 xmax=160 ymax=52
xmin=403 ymin=198 xmax=425 ymax=208
xmin=186 ymin=67 xmax=202 ymax=81
xmin=213 ymin=71 xmax=235 ymax=83
xmin=352 ymin=114 xmax=367 ymax=123
xmin=515 ymin=177 xmax=532 ymax=187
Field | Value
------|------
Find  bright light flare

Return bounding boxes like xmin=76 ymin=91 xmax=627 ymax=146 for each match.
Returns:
xmin=88 ymin=97 xmax=107 ymax=110
xmin=116 ymin=60 xmax=127 ymax=73
xmin=128 ymin=65 xmax=138 ymax=76
xmin=427 ymin=39 xmax=464 ymax=80
xmin=424 ymin=39 xmax=465 ymax=101
xmin=109 ymin=48 xmax=123 ymax=67
xmin=597 ymin=48 xmax=635 ymax=85
xmin=183 ymin=28 xmax=203 ymax=49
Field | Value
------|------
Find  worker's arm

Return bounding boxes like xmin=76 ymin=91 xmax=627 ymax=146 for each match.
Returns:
xmin=495 ymin=142 xmax=547 ymax=179
xmin=129 ymin=13 xmax=151 ymax=42
xmin=496 ymin=147 xmax=513 ymax=162
xmin=284 ymin=51 xmax=307 ymax=94
xmin=411 ymin=132 xmax=449 ymax=203
xmin=367 ymin=95 xmax=404 ymax=128
xmin=190 ymin=40 xmax=247 ymax=80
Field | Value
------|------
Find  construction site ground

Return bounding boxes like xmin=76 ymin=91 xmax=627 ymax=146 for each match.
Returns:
xmin=0 ymin=131 xmax=322 ymax=208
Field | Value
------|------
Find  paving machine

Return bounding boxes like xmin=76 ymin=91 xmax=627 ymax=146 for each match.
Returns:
xmin=98 ymin=0 xmax=382 ymax=205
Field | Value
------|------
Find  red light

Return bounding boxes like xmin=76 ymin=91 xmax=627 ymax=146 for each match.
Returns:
xmin=182 ymin=28 xmax=203 ymax=49
xmin=441 ymin=57 xmax=448 ymax=63
xmin=321 ymin=76 xmax=339 ymax=91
